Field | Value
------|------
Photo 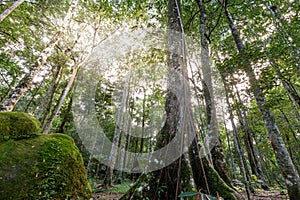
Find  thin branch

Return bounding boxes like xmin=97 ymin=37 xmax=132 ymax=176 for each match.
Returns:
xmin=207 ymin=4 xmax=223 ymax=41
xmin=186 ymin=9 xmax=201 ymax=31
xmin=0 ymin=0 xmax=25 ymax=23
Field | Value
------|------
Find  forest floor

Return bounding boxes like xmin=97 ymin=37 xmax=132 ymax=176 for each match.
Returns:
xmin=241 ymin=189 xmax=289 ymax=200
xmin=90 ymin=181 xmax=130 ymax=200
xmin=92 ymin=191 xmax=123 ymax=200
xmin=89 ymin=179 xmax=289 ymax=200
xmin=92 ymin=189 xmax=289 ymax=200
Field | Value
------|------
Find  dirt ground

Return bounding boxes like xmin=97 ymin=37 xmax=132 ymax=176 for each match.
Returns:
xmin=93 ymin=189 xmax=289 ymax=200
xmin=93 ymin=192 xmax=123 ymax=200
xmin=244 ymin=189 xmax=289 ymax=200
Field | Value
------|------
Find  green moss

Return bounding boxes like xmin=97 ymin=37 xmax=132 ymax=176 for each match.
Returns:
xmin=202 ymin=158 xmax=241 ymax=200
xmin=0 ymin=134 xmax=92 ymax=199
xmin=0 ymin=112 xmax=41 ymax=141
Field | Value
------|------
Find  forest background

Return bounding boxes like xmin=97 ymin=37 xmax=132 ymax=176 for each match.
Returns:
xmin=0 ymin=0 xmax=299 ymax=199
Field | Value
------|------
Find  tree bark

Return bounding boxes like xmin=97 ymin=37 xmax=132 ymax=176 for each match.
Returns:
xmin=121 ymin=1 xmax=242 ymax=199
xmin=24 ymin=80 xmax=44 ymax=113
xmin=121 ymin=0 xmax=196 ymax=199
xmin=104 ymin=74 xmax=130 ymax=186
xmin=35 ymin=64 xmax=63 ymax=120
xmin=232 ymin=83 xmax=268 ymax=189
xmin=223 ymin=113 xmax=237 ymax=180
xmin=278 ymin=108 xmax=299 ymax=147
xmin=0 ymin=0 xmax=79 ymax=112
xmin=196 ymin=0 xmax=231 ymax=186
xmin=57 ymin=94 xmax=73 ymax=133
xmin=224 ymin=2 xmax=300 ymax=199
xmin=219 ymin=69 xmax=251 ymax=199
xmin=42 ymin=63 xmax=80 ymax=134
xmin=0 ymin=0 xmax=25 ymax=23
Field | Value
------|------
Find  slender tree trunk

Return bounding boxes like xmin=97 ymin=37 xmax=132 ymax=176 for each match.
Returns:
xmin=282 ymin=80 xmax=300 ymax=108
xmin=224 ymin=3 xmax=300 ymax=199
xmin=117 ymin=111 xmax=132 ymax=182
xmin=223 ymin=111 xmax=237 ymax=180
xmin=24 ymin=80 xmax=44 ymax=112
xmin=42 ymin=62 xmax=80 ymax=134
xmin=40 ymin=81 xmax=63 ymax=127
xmin=38 ymin=46 xmax=77 ymax=126
xmin=86 ymin=130 xmax=100 ymax=178
xmin=42 ymin=12 xmax=100 ymax=134
xmin=0 ymin=73 xmax=18 ymax=104
xmin=195 ymin=0 xmax=231 ymax=186
xmin=232 ymin=83 xmax=268 ymax=189
xmin=220 ymin=71 xmax=251 ymax=200
xmin=0 ymin=0 xmax=79 ymax=112
xmin=278 ymin=108 xmax=299 ymax=147
xmin=57 ymin=93 xmax=73 ymax=133
xmin=190 ymin=73 xmax=211 ymax=163
xmin=0 ymin=0 xmax=25 ymax=22
xmin=265 ymin=2 xmax=298 ymax=56
xmin=269 ymin=61 xmax=300 ymax=109
xmin=250 ymin=128 xmax=273 ymax=186
xmin=104 ymin=74 xmax=130 ymax=186
xmin=140 ymin=87 xmax=146 ymax=153
xmin=35 ymin=65 xmax=63 ymax=120
xmin=278 ymin=108 xmax=300 ymax=173
xmin=281 ymin=82 xmax=300 ymax=127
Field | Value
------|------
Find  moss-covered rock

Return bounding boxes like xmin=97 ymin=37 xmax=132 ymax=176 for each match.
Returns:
xmin=0 ymin=112 xmax=41 ymax=141
xmin=0 ymin=134 xmax=92 ymax=199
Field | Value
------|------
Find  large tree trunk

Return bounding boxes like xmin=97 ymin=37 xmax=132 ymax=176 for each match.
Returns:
xmin=224 ymin=3 xmax=300 ymax=199
xmin=121 ymin=1 xmax=195 ymax=199
xmin=121 ymin=0 xmax=242 ymax=199
xmin=189 ymin=135 xmax=243 ymax=200
xmin=0 ymin=0 xmax=79 ymax=112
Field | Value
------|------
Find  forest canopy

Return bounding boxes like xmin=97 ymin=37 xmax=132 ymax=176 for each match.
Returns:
xmin=0 ymin=0 xmax=299 ymax=199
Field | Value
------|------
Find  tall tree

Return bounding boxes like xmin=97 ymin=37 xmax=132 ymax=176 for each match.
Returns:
xmin=121 ymin=0 xmax=195 ymax=198
xmin=222 ymin=1 xmax=300 ymax=199
xmin=0 ymin=0 xmax=79 ymax=112
xmin=195 ymin=0 xmax=231 ymax=186
xmin=220 ymin=70 xmax=252 ymax=199
xmin=121 ymin=0 xmax=242 ymax=199
xmin=104 ymin=72 xmax=131 ymax=185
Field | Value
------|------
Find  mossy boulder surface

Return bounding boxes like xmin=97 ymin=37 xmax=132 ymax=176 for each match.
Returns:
xmin=0 ymin=134 xmax=92 ymax=199
xmin=0 ymin=112 xmax=41 ymax=141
